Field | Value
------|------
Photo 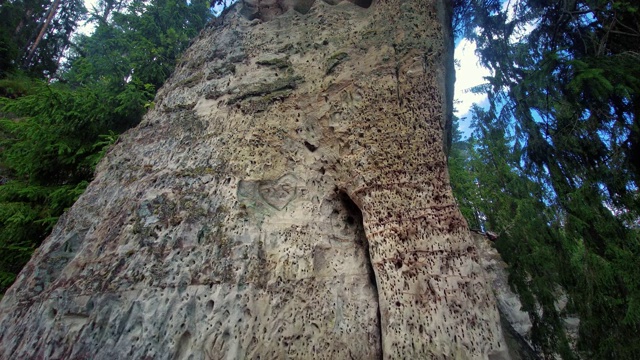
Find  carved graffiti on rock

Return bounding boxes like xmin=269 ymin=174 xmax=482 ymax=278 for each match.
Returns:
xmin=238 ymin=174 xmax=297 ymax=211
xmin=258 ymin=174 xmax=297 ymax=210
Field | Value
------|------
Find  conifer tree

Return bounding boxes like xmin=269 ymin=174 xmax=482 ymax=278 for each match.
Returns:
xmin=450 ymin=1 xmax=640 ymax=358
xmin=0 ymin=0 xmax=86 ymax=77
xmin=0 ymin=0 xmax=214 ymax=293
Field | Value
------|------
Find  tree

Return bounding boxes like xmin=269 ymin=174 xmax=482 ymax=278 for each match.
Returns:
xmin=64 ymin=0 xmax=212 ymax=89
xmin=0 ymin=0 xmax=86 ymax=78
xmin=450 ymin=1 xmax=640 ymax=358
xmin=23 ymin=0 xmax=62 ymax=69
xmin=0 ymin=0 xmax=213 ymax=293
xmin=0 ymin=1 xmax=511 ymax=358
xmin=450 ymin=109 xmax=579 ymax=358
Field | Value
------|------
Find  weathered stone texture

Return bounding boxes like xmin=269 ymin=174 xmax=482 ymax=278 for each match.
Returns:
xmin=472 ymin=232 xmax=538 ymax=360
xmin=0 ymin=0 xmax=509 ymax=359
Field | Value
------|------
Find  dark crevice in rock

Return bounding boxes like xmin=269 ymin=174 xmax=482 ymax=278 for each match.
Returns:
xmin=499 ymin=311 xmax=540 ymax=360
xmin=172 ymin=330 xmax=192 ymax=360
xmin=348 ymin=0 xmax=373 ymax=9
xmin=322 ymin=0 xmax=372 ymax=8
xmin=303 ymin=141 xmax=318 ymax=152
xmin=325 ymin=52 xmax=349 ymax=75
xmin=293 ymin=0 xmax=315 ymax=14
xmin=227 ymin=75 xmax=303 ymax=105
xmin=337 ymin=190 xmax=382 ymax=359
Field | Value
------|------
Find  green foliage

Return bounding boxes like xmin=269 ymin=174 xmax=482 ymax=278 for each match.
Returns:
xmin=448 ymin=116 xmax=482 ymax=229
xmin=450 ymin=111 xmax=579 ymax=358
xmin=451 ymin=1 xmax=640 ymax=358
xmin=0 ymin=0 xmax=214 ymax=293
xmin=0 ymin=78 xmax=137 ymax=292
xmin=0 ymin=79 xmax=136 ymax=182
xmin=64 ymin=0 xmax=212 ymax=90
xmin=0 ymin=0 xmax=86 ymax=78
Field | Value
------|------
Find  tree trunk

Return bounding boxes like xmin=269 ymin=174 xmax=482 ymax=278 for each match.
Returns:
xmin=0 ymin=1 xmax=509 ymax=358
xmin=23 ymin=0 xmax=61 ymax=68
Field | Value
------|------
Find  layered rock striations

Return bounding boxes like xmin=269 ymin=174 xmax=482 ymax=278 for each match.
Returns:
xmin=0 ymin=0 xmax=509 ymax=358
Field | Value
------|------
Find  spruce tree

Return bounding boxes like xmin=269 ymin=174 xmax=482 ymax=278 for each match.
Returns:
xmin=450 ymin=1 xmax=640 ymax=358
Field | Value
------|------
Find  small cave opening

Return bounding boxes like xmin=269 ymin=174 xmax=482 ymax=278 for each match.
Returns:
xmin=337 ymin=190 xmax=377 ymax=292
xmin=293 ymin=0 xmax=316 ymax=14
xmin=348 ymin=0 xmax=373 ymax=9
xmin=338 ymin=190 xmax=382 ymax=358
xmin=304 ymin=140 xmax=318 ymax=152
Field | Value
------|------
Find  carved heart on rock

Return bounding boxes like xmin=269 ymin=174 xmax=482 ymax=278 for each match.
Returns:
xmin=258 ymin=174 xmax=297 ymax=210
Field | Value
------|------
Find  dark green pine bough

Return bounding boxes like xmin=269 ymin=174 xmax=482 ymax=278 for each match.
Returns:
xmin=450 ymin=1 xmax=640 ymax=359
xmin=0 ymin=0 xmax=213 ymax=294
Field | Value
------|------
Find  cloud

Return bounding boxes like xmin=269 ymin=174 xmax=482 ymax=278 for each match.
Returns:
xmin=453 ymin=39 xmax=491 ymax=136
xmin=78 ymin=0 xmax=99 ymax=35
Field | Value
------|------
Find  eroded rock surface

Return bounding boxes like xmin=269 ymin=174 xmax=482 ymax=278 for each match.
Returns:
xmin=0 ymin=0 xmax=509 ymax=358
xmin=472 ymin=232 xmax=538 ymax=360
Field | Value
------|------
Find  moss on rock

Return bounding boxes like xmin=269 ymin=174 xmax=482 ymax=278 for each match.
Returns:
xmin=325 ymin=52 xmax=349 ymax=74
xmin=256 ymin=57 xmax=291 ymax=69
xmin=227 ymin=75 xmax=303 ymax=106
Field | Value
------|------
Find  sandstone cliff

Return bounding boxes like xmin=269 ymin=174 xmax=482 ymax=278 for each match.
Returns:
xmin=0 ymin=1 xmax=510 ymax=358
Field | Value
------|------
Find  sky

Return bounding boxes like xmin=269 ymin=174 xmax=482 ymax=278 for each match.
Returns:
xmin=79 ymin=0 xmax=98 ymax=34
xmin=453 ymin=39 xmax=490 ymax=137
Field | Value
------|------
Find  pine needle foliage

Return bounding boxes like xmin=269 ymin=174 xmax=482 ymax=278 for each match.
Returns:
xmin=0 ymin=0 xmax=214 ymax=294
xmin=0 ymin=78 xmax=129 ymax=293
xmin=0 ymin=0 xmax=87 ymax=78
xmin=451 ymin=1 xmax=640 ymax=358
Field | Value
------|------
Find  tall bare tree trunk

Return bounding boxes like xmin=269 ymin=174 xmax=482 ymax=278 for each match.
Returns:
xmin=14 ymin=9 xmax=32 ymax=36
xmin=23 ymin=0 xmax=61 ymax=68
xmin=0 ymin=1 xmax=510 ymax=359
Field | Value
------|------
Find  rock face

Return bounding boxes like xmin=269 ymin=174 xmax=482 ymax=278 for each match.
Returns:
xmin=0 ymin=0 xmax=509 ymax=358
xmin=472 ymin=232 xmax=538 ymax=360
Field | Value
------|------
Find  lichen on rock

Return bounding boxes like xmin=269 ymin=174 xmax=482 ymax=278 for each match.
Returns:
xmin=256 ymin=57 xmax=292 ymax=69
xmin=325 ymin=51 xmax=349 ymax=74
